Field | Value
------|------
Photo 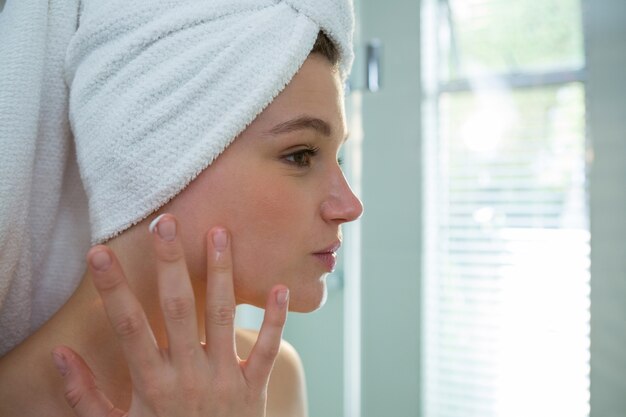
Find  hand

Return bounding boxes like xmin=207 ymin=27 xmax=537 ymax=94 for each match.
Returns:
xmin=51 ymin=214 xmax=290 ymax=417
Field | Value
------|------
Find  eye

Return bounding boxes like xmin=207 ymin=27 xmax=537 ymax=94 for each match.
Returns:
xmin=283 ymin=146 xmax=319 ymax=168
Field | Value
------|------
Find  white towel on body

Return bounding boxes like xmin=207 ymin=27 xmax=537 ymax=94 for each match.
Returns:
xmin=0 ymin=0 xmax=90 ymax=355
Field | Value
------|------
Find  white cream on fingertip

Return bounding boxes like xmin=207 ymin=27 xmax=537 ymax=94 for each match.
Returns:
xmin=148 ymin=213 xmax=168 ymax=234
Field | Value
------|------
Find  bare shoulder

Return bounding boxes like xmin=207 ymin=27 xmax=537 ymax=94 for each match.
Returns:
xmin=236 ymin=328 xmax=308 ymax=417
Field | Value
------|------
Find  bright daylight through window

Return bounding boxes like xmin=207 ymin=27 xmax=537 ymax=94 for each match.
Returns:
xmin=422 ymin=0 xmax=589 ymax=416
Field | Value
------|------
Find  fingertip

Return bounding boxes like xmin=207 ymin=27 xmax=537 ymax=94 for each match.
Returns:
xmin=52 ymin=347 xmax=116 ymax=414
xmin=209 ymin=226 xmax=229 ymax=251
xmin=266 ymin=286 xmax=289 ymax=326
xmin=51 ymin=346 xmax=70 ymax=377
xmin=268 ymin=284 xmax=289 ymax=302
xmin=51 ymin=344 xmax=76 ymax=360
xmin=51 ymin=346 xmax=87 ymax=378
xmin=150 ymin=213 xmax=177 ymax=242
xmin=274 ymin=286 xmax=290 ymax=308
xmin=207 ymin=226 xmax=231 ymax=265
xmin=272 ymin=284 xmax=290 ymax=292
xmin=148 ymin=213 xmax=168 ymax=234
xmin=87 ymin=246 xmax=112 ymax=273
xmin=86 ymin=246 xmax=125 ymax=293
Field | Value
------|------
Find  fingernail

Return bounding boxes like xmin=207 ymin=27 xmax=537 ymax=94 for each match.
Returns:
xmin=212 ymin=229 xmax=228 ymax=252
xmin=149 ymin=214 xmax=176 ymax=241
xmin=276 ymin=289 xmax=289 ymax=306
xmin=52 ymin=351 xmax=69 ymax=376
xmin=90 ymin=250 xmax=111 ymax=272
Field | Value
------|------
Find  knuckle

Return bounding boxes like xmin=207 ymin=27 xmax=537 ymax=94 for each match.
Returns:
xmin=180 ymin=387 xmax=201 ymax=404
xmin=142 ymin=381 xmax=166 ymax=404
xmin=94 ymin=271 xmax=124 ymax=293
xmin=268 ymin=310 xmax=287 ymax=327
xmin=64 ymin=386 xmax=83 ymax=409
xmin=107 ymin=409 xmax=126 ymax=417
xmin=142 ymin=373 xmax=204 ymax=408
xmin=138 ymin=369 xmax=174 ymax=400
xmin=260 ymin=344 xmax=280 ymax=361
xmin=157 ymin=241 xmax=184 ymax=263
xmin=211 ymin=259 xmax=232 ymax=273
xmin=244 ymin=388 xmax=265 ymax=405
xmin=277 ymin=315 xmax=287 ymax=328
xmin=162 ymin=295 xmax=194 ymax=320
xmin=178 ymin=376 xmax=202 ymax=402
xmin=213 ymin=376 xmax=238 ymax=398
xmin=110 ymin=311 xmax=144 ymax=340
xmin=206 ymin=304 xmax=235 ymax=327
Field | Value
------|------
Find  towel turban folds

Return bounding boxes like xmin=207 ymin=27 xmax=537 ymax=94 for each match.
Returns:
xmin=65 ymin=0 xmax=355 ymax=243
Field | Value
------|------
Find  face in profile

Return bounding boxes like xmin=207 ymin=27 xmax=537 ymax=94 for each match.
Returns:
xmin=167 ymin=54 xmax=363 ymax=312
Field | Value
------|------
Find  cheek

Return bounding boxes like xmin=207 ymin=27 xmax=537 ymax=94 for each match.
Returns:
xmin=232 ymin=178 xmax=303 ymax=266
xmin=171 ymin=163 xmax=324 ymax=309
xmin=228 ymin=177 xmax=319 ymax=303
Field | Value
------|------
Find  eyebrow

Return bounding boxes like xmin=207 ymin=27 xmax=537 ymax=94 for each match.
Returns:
xmin=268 ymin=116 xmax=333 ymax=137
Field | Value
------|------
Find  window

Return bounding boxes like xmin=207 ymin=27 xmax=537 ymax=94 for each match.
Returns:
xmin=422 ymin=1 xmax=590 ymax=416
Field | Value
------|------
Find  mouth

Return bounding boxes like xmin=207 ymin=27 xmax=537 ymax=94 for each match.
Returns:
xmin=312 ymin=241 xmax=342 ymax=272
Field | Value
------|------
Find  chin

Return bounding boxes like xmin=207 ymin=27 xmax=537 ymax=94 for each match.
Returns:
xmin=287 ymin=282 xmax=328 ymax=313
xmin=235 ymin=269 xmax=329 ymax=312
xmin=238 ymin=291 xmax=326 ymax=313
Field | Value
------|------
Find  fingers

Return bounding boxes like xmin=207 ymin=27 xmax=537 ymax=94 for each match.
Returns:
xmin=87 ymin=245 xmax=161 ymax=379
xmin=149 ymin=214 xmax=200 ymax=362
xmin=204 ymin=227 xmax=238 ymax=367
xmin=51 ymin=346 xmax=125 ymax=417
xmin=244 ymin=285 xmax=289 ymax=387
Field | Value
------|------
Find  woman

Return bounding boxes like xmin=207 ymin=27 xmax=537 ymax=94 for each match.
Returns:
xmin=0 ymin=0 xmax=362 ymax=416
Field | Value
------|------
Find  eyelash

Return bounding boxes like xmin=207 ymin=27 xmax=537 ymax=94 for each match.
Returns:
xmin=283 ymin=146 xmax=320 ymax=168
xmin=282 ymin=146 xmax=345 ymax=168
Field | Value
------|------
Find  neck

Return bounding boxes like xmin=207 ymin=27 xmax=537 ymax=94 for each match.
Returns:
xmin=0 ymin=231 xmax=207 ymax=417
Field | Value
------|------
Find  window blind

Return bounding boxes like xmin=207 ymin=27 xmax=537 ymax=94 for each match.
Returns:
xmin=422 ymin=1 xmax=590 ymax=416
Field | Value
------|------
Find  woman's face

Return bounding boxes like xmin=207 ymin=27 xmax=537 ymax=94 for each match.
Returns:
xmin=168 ymin=55 xmax=363 ymax=312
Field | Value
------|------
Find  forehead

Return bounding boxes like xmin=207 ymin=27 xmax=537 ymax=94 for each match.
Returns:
xmin=250 ymin=55 xmax=347 ymax=138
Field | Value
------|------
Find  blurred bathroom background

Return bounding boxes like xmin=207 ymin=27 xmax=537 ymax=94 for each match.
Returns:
xmin=245 ymin=0 xmax=626 ymax=416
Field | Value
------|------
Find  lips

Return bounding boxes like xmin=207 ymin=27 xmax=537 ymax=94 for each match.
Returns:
xmin=313 ymin=241 xmax=341 ymax=272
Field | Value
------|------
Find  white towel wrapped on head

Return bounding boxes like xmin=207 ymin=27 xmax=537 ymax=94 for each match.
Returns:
xmin=66 ymin=0 xmax=355 ymax=244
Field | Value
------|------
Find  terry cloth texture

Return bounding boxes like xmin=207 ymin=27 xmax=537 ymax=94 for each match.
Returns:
xmin=66 ymin=0 xmax=355 ymax=244
xmin=0 ymin=0 xmax=90 ymax=356
xmin=0 ymin=0 xmax=354 ymax=356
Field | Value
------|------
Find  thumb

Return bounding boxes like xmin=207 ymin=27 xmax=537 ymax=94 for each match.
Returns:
xmin=51 ymin=346 xmax=126 ymax=417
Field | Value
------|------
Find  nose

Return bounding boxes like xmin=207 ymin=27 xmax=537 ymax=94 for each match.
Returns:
xmin=320 ymin=171 xmax=364 ymax=224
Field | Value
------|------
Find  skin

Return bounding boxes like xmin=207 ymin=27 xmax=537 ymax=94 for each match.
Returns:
xmin=0 ymin=54 xmax=362 ymax=417
xmin=164 ymin=53 xmax=363 ymax=312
